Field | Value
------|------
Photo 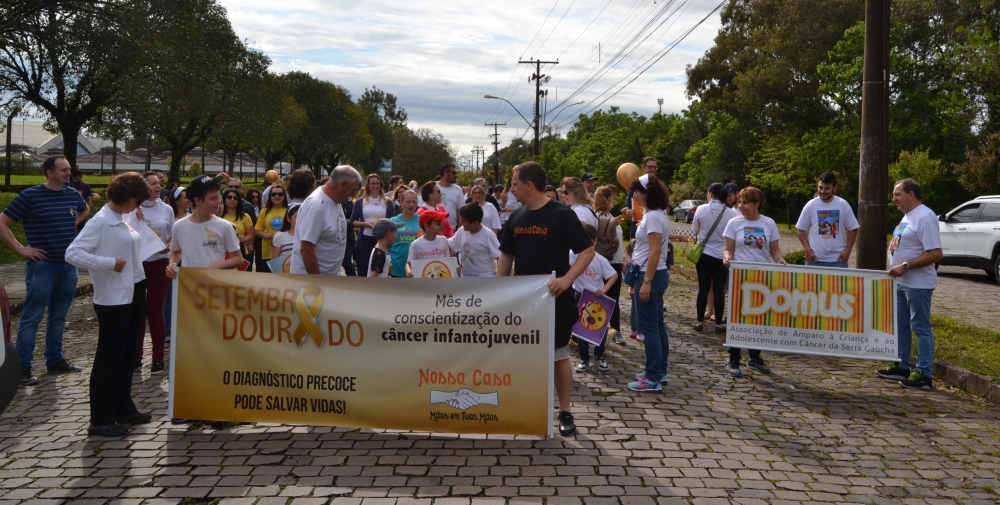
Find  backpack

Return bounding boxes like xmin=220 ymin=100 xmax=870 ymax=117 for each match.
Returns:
xmin=594 ymin=210 xmax=620 ymax=259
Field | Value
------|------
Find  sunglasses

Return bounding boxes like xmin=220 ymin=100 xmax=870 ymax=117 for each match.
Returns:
xmin=225 ymin=195 xmax=239 ymax=200
xmin=271 ymin=193 xmax=285 ymax=197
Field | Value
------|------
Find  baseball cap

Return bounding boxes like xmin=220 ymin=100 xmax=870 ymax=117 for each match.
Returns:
xmin=186 ymin=174 xmax=226 ymax=201
xmin=580 ymin=173 xmax=596 ymax=182
xmin=373 ymin=219 xmax=404 ymax=239
xmin=419 ymin=209 xmax=449 ymax=228
xmin=723 ymin=182 xmax=740 ymax=194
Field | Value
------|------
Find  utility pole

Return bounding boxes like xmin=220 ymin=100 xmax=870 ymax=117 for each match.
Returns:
xmin=485 ymin=122 xmax=506 ymax=186
xmin=856 ymin=0 xmax=891 ymax=270
xmin=518 ymin=58 xmax=558 ymax=156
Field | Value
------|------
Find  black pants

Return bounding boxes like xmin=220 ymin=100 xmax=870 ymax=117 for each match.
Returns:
xmin=343 ymin=241 xmax=357 ymax=276
xmin=696 ymin=254 xmax=728 ymax=323
xmin=609 ymin=263 xmax=623 ymax=331
xmin=730 ymin=347 xmax=762 ymax=363
xmin=91 ymin=281 xmax=146 ymax=425
xmin=253 ymin=237 xmax=266 ymax=272
xmin=354 ymin=234 xmax=377 ymax=277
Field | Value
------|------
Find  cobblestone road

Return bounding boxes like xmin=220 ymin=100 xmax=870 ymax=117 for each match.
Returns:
xmin=670 ymin=221 xmax=1000 ymax=330
xmin=3 ymin=273 xmax=1000 ymax=505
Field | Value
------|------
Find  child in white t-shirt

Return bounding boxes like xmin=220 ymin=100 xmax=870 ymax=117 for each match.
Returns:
xmin=166 ymin=175 xmax=244 ymax=280
xmin=449 ymin=203 xmax=500 ymax=278
xmin=406 ymin=209 xmax=453 ymax=278
xmin=572 ymin=223 xmax=619 ymax=373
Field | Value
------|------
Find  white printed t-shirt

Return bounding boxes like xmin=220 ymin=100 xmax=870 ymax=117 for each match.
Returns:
xmin=437 ymin=182 xmax=465 ymax=228
xmin=570 ymin=250 xmax=616 ymax=294
xmin=448 ymin=227 xmax=500 ymax=277
xmin=887 ymin=204 xmax=942 ymax=289
xmin=170 ymin=215 xmax=241 ymax=269
xmin=480 ymin=203 xmax=502 ymax=232
xmin=291 ymin=187 xmax=347 ymax=275
xmin=796 ymin=196 xmax=860 ymax=262
xmin=723 ymin=215 xmax=781 ymax=264
xmin=631 ymin=209 xmax=670 ymax=271
xmin=407 ymin=235 xmax=451 ymax=263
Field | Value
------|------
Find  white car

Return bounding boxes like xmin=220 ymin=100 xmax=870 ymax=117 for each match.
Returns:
xmin=938 ymin=195 xmax=1000 ymax=283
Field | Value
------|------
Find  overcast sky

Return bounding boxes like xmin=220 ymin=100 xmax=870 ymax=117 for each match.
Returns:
xmin=218 ymin=0 xmax=724 ymax=158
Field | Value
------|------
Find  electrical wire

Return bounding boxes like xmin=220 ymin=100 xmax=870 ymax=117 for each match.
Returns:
xmin=521 ymin=0 xmax=562 ymax=58
xmin=534 ymin=0 xmax=578 ymax=55
xmin=557 ymin=0 xmax=614 ymax=59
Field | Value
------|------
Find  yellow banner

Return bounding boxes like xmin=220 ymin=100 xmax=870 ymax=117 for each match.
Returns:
xmin=168 ymin=269 xmax=554 ymax=436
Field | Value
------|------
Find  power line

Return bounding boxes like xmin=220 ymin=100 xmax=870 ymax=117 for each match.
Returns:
xmin=557 ymin=0 xmax=614 ymax=59
xmin=521 ymin=0 xmax=562 ymax=58
xmin=534 ymin=0 xmax=578 ymax=55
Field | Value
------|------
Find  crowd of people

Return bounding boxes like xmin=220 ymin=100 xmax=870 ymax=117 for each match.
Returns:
xmin=2 ymin=153 xmax=943 ymax=438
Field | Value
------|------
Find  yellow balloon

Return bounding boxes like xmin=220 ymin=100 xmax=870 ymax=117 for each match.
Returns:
xmin=265 ymin=170 xmax=279 ymax=184
xmin=616 ymin=162 xmax=640 ymax=188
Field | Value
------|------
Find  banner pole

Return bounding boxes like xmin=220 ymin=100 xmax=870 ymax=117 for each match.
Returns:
xmin=548 ymin=271 xmax=555 ymax=439
xmin=167 ymin=269 xmax=179 ymax=419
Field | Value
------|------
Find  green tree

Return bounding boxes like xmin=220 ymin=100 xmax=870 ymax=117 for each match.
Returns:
xmin=391 ymin=127 xmax=454 ymax=185
xmin=954 ymin=132 xmax=1000 ymax=197
xmin=283 ymin=72 xmax=372 ymax=175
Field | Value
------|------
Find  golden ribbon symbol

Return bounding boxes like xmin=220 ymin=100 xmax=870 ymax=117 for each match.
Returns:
xmin=293 ymin=286 xmax=324 ymax=346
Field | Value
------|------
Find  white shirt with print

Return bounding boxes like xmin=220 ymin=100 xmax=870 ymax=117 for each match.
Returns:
xmin=796 ymin=196 xmax=860 ymax=262
xmin=888 ymin=204 xmax=942 ymax=289
xmin=724 ymin=215 xmax=781 ymax=264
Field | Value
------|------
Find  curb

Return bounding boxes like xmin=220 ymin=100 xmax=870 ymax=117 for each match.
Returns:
xmin=9 ymin=283 xmax=93 ymax=318
xmin=668 ymin=262 xmax=1000 ymax=405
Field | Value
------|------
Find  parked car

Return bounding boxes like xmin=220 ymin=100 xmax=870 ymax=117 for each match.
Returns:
xmin=0 ymin=280 xmax=17 ymax=415
xmin=672 ymin=200 xmax=704 ymax=223
xmin=937 ymin=195 xmax=1000 ymax=283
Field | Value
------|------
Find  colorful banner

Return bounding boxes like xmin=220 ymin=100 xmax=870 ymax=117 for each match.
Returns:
xmin=572 ymin=290 xmax=616 ymax=346
xmin=726 ymin=261 xmax=897 ymax=361
xmin=410 ymin=257 xmax=459 ymax=278
xmin=168 ymin=269 xmax=555 ymax=436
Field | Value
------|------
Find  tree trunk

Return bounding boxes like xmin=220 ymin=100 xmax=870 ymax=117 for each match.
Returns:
xmin=60 ymin=123 xmax=80 ymax=168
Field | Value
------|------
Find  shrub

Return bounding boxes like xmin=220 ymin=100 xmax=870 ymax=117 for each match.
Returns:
xmin=784 ymin=249 xmax=806 ymax=265
xmin=187 ymin=161 xmax=202 ymax=177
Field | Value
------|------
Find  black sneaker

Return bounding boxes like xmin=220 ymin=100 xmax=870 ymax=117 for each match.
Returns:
xmin=117 ymin=411 xmax=153 ymax=425
xmin=151 ymin=361 xmax=165 ymax=375
xmin=747 ymin=358 xmax=771 ymax=374
xmin=714 ymin=326 xmax=726 ymax=334
xmin=877 ymin=365 xmax=910 ymax=381
xmin=19 ymin=369 xmax=39 ymax=386
xmin=728 ymin=361 xmax=742 ymax=378
xmin=87 ymin=422 xmax=127 ymax=437
xmin=46 ymin=359 xmax=81 ymax=373
xmin=900 ymin=370 xmax=933 ymax=390
xmin=557 ymin=411 xmax=576 ymax=436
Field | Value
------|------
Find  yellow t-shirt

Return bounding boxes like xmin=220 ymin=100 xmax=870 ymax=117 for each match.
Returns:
xmin=255 ymin=207 xmax=288 ymax=259
xmin=223 ymin=213 xmax=253 ymax=254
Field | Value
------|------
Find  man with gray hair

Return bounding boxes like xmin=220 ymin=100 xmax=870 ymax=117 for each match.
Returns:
xmin=877 ymin=178 xmax=943 ymax=390
xmin=291 ymin=165 xmax=362 ymax=275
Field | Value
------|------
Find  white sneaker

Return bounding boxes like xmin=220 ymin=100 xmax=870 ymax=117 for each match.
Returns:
xmin=575 ymin=361 xmax=589 ymax=373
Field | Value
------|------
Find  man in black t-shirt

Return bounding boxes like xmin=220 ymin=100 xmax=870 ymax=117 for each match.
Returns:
xmin=499 ymin=161 xmax=594 ymax=437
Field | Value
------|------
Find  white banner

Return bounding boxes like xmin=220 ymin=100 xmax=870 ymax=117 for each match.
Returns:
xmin=726 ymin=262 xmax=898 ymax=361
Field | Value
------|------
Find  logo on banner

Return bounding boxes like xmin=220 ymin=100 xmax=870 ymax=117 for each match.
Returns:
xmin=293 ymin=286 xmax=324 ymax=346
xmin=732 ymin=269 xmax=864 ymax=333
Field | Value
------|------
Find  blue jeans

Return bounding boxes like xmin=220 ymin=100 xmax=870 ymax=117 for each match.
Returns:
xmin=17 ymin=261 xmax=78 ymax=369
xmin=897 ymin=286 xmax=934 ymax=377
xmin=633 ymin=269 xmax=669 ymax=382
xmin=807 ymin=261 xmax=848 ymax=268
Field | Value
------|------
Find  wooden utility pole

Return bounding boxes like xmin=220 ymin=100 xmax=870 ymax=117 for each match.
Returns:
xmin=485 ymin=122 xmax=506 ymax=186
xmin=518 ymin=59 xmax=558 ymax=156
xmin=857 ymin=0 xmax=891 ymax=270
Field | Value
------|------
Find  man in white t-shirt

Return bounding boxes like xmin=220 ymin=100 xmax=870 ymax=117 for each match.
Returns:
xmin=291 ymin=165 xmax=362 ymax=275
xmin=876 ymin=178 xmax=943 ymax=390
xmin=796 ymin=172 xmax=860 ymax=268
xmin=436 ymin=163 xmax=464 ymax=229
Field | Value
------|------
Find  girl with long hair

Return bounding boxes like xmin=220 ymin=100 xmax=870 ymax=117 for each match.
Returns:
xmin=254 ymin=183 xmax=288 ymax=272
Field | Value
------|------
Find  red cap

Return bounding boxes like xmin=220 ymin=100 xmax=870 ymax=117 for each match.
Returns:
xmin=419 ymin=209 xmax=449 ymax=228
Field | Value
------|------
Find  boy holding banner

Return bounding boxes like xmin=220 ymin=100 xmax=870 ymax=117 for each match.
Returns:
xmin=571 ymin=223 xmax=618 ymax=373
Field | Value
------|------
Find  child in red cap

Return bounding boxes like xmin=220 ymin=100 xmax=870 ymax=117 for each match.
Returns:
xmin=406 ymin=209 xmax=454 ymax=277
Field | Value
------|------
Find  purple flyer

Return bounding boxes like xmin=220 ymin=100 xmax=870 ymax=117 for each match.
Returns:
xmin=572 ymin=289 xmax=617 ymax=346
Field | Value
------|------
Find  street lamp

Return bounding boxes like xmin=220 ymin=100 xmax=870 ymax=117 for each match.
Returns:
xmin=484 ymin=95 xmax=537 ymax=155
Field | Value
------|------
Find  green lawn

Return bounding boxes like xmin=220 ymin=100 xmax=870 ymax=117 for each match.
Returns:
xmin=931 ymin=314 xmax=1000 ymax=382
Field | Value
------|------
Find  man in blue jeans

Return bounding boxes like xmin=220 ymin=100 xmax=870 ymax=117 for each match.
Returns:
xmin=0 ymin=155 xmax=90 ymax=386
xmin=877 ymin=178 xmax=943 ymax=390
xmin=796 ymin=171 xmax=860 ymax=268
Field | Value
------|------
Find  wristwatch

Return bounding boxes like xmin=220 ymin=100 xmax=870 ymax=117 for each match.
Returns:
xmin=644 ymin=277 xmax=653 ymax=283
xmin=902 ymin=261 xmax=910 ymax=271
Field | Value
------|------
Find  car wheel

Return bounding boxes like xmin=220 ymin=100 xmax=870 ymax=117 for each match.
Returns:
xmin=673 ymin=212 xmax=679 ymax=222
xmin=990 ymin=254 xmax=1000 ymax=284
xmin=686 ymin=212 xmax=693 ymax=223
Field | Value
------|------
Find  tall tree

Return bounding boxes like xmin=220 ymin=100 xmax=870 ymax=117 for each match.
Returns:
xmin=0 ymin=0 xmax=146 ymax=166
xmin=283 ymin=72 xmax=371 ymax=175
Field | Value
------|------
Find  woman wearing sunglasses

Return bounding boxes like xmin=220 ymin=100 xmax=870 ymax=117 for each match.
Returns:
xmin=254 ymin=184 xmax=289 ymax=272
xmin=222 ymin=189 xmax=255 ymax=263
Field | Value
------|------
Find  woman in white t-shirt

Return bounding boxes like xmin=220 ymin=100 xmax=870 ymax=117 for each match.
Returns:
xmin=349 ymin=173 xmax=396 ymax=277
xmin=270 ymin=204 xmax=299 ymax=262
xmin=626 ymin=174 xmax=671 ymax=394
xmin=133 ymin=171 xmax=175 ymax=374
xmin=722 ymin=186 xmax=787 ymax=378
xmin=692 ymin=183 xmax=738 ymax=332
xmin=559 ymin=177 xmax=598 ymax=228
xmin=469 ymin=185 xmax=502 ymax=234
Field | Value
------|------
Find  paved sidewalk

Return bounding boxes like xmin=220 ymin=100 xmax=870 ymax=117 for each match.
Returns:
xmin=2 ymin=273 xmax=1000 ymax=505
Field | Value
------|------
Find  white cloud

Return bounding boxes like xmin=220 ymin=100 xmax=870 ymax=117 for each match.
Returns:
xmin=219 ymin=0 xmax=722 ymax=156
